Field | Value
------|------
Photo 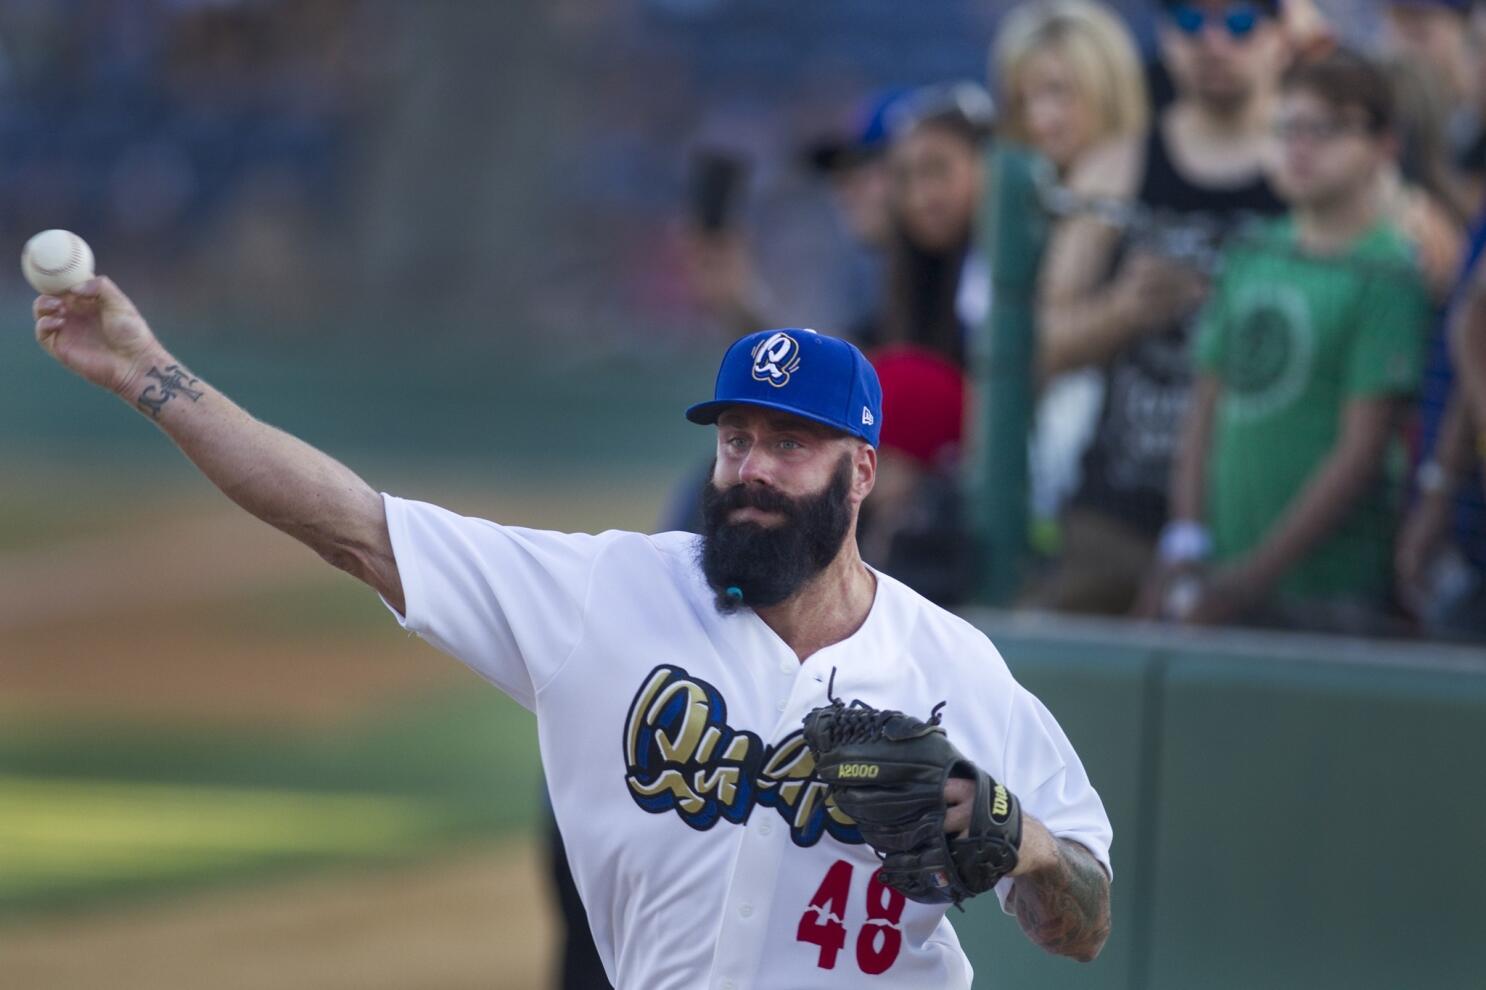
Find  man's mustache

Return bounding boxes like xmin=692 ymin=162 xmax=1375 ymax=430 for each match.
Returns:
xmin=713 ymin=484 xmax=800 ymax=518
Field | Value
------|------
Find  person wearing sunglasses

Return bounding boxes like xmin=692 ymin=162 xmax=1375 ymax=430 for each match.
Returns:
xmin=1027 ymin=0 xmax=1287 ymax=614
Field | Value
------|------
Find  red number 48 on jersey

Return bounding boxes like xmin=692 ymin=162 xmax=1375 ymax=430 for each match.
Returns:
xmin=796 ymin=859 xmax=907 ymax=975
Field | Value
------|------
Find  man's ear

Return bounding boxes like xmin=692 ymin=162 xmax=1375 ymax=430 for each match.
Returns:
xmin=852 ymin=443 xmax=877 ymax=504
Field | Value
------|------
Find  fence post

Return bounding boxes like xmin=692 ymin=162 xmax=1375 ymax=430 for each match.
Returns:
xmin=966 ymin=144 xmax=1048 ymax=605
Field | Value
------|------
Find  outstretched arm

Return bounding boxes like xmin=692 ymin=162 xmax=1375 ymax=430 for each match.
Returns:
xmin=33 ymin=278 xmax=404 ymax=612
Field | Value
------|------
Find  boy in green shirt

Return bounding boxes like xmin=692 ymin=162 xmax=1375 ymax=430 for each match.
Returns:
xmin=1151 ymin=50 xmax=1432 ymax=630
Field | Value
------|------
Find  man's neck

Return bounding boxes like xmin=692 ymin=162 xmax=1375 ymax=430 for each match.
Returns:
xmin=753 ymin=543 xmax=877 ymax=663
xmin=1294 ymin=179 xmax=1381 ymax=255
xmin=1173 ymin=92 xmax=1273 ymax=143
xmin=1164 ymin=96 xmax=1273 ymax=183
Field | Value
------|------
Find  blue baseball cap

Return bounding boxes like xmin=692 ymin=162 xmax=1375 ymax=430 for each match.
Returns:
xmin=803 ymin=88 xmax=910 ymax=173
xmin=686 ymin=328 xmax=883 ymax=447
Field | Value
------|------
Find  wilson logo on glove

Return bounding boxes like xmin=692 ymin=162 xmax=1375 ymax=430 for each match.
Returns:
xmin=836 ymin=763 xmax=880 ymax=779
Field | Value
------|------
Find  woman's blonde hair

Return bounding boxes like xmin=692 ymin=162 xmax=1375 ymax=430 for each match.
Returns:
xmin=992 ymin=0 xmax=1149 ymax=152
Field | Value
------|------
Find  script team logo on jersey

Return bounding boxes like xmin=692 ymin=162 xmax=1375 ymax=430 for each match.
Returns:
xmin=751 ymin=332 xmax=802 ymax=388
xmin=623 ymin=664 xmax=862 ymax=847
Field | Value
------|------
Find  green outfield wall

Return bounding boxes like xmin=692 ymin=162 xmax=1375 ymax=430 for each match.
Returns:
xmin=954 ymin=612 xmax=1486 ymax=990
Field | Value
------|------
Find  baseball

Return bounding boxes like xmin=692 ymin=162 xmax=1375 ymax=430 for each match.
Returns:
xmin=22 ymin=229 xmax=95 ymax=295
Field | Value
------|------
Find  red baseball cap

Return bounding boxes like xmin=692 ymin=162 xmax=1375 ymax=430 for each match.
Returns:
xmin=870 ymin=345 xmax=965 ymax=469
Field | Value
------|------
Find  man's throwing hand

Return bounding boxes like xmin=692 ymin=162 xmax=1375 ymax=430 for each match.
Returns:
xmin=34 ymin=277 xmax=164 ymax=399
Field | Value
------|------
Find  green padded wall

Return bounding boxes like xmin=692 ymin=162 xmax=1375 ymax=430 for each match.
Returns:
xmin=955 ymin=613 xmax=1486 ymax=989
xmin=1148 ymin=647 xmax=1486 ymax=990
xmin=956 ymin=632 xmax=1155 ymax=989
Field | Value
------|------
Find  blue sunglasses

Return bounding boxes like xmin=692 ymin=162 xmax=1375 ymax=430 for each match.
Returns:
xmin=1169 ymin=3 xmax=1265 ymax=38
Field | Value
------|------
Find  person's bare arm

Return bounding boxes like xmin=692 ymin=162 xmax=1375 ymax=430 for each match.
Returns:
xmin=1189 ymin=397 xmax=1399 ymax=623
xmin=943 ymin=781 xmax=1111 ymax=961
xmin=1239 ymin=397 xmax=1398 ymax=585
xmin=682 ymin=226 xmax=774 ymax=339
xmin=1037 ymin=137 xmax=1206 ymax=380
xmin=1171 ymin=373 xmax=1221 ymax=523
xmin=1004 ymin=820 xmax=1112 ymax=963
xmin=1397 ymin=394 xmax=1474 ymax=592
xmin=1452 ymin=270 xmax=1486 ymax=446
xmin=33 ymin=278 xmax=404 ymax=613
xmin=1035 ymin=140 xmax=1135 ymax=379
xmin=1131 ymin=373 xmax=1221 ymax=618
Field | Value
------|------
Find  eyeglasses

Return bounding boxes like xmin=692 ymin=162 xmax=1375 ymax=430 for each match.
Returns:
xmin=1168 ymin=3 xmax=1265 ymax=39
xmin=1270 ymin=117 xmax=1365 ymax=143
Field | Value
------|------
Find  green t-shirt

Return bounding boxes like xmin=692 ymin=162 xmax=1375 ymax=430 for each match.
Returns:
xmin=1194 ymin=217 xmax=1431 ymax=602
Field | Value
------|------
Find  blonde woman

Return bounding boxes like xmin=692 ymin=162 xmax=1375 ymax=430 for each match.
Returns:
xmin=991 ymin=0 xmax=1149 ymax=562
xmin=993 ymin=0 xmax=1148 ymax=178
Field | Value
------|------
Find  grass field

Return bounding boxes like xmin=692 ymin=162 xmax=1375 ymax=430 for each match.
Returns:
xmin=0 ymin=463 xmax=680 ymax=987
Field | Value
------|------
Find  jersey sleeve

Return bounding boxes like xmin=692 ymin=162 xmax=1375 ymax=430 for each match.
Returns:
xmin=1344 ymin=271 xmax=1430 ymax=398
xmin=380 ymin=494 xmax=610 ymax=710
xmin=992 ymin=686 xmax=1114 ymax=911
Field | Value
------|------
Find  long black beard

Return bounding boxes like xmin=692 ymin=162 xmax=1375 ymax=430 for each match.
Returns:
xmin=698 ymin=455 xmax=854 ymax=614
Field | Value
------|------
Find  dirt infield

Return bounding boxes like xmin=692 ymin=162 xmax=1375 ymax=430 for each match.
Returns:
xmin=0 ymin=839 xmax=557 ymax=990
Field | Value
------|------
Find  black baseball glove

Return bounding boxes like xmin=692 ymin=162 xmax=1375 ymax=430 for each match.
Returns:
xmin=801 ymin=688 xmax=1021 ymax=907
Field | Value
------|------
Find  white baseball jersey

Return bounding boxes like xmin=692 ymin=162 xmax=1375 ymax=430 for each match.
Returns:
xmin=380 ymin=494 xmax=1112 ymax=989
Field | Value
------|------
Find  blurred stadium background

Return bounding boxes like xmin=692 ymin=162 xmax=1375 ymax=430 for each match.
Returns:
xmin=1 ymin=2 xmax=1483 ymax=989
xmin=0 ymin=2 xmax=1000 ymax=986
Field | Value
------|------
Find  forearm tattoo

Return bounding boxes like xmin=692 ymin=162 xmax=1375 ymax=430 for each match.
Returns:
xmin=136 ymin=364 xmax=203 ymax=418
xmin=1008 ymin=838 xmax=1111 ymax=962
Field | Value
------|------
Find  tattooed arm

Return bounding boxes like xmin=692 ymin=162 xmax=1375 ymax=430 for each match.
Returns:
xmin=32 ymin=278 xmax=403 ymax=612
xmin=1005 ymin=817 xmax=1111 ymax=962
xmin=943 ymin=782 xmax=1111 ymax=961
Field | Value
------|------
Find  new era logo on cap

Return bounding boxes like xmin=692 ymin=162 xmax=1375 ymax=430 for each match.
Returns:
xmin=685 ymin=328 xmax=883 ymax=447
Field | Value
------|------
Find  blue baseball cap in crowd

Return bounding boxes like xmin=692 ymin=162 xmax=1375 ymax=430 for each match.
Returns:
xmin=686 ymin=328 xmax=883 ymax=447
xmin=803 ymin=88 xmax=910 ymax=173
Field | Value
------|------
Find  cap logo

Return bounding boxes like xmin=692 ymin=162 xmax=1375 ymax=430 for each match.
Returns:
xmin=751 ymin=331 xmax=801 ymax=388
xmin=862 ymin=406 xmax=874 ymax=426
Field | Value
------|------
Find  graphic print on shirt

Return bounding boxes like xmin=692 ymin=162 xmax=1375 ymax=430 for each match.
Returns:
xmin=1222 ymin=282 xmax=1314 ymax=421
xmin=623 ymin=664 xmax=862 ymax=847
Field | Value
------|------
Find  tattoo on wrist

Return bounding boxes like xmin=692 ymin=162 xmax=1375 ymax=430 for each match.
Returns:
xmin=1009 ymin=838 xmax=1111 ymax=962
xmin=136 ymin=364 xmax=203 ymax=419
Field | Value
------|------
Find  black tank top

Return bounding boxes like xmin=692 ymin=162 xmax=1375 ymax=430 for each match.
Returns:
xmin=1072 ymin=122 xmax=1285 ymax=538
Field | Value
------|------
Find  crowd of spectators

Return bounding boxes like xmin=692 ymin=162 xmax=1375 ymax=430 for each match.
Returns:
xmin=7 ymin=1 xmax=1483 ymax=640
xmin=0 ymin=0 xmax=379 ymax=315
xmin=677 ymin=0 xmax=1486 ymax=644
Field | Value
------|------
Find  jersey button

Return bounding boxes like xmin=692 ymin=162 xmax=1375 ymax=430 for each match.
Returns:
xmin=739 ymin=903 xmax=754 ymax=918
xmin=779 ymin=659 xmax=794 ymax=674
xmin=758 ymin=820 xmax=773 ymax=836
xmin=721 ymin=981 xmax=736 ymax=990
xmin=776 ymin=698 xmax=788 ymax=713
